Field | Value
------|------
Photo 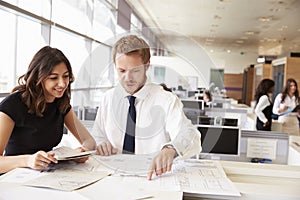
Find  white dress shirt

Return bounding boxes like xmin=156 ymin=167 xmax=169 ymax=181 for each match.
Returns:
xmin=254 ymin=95 xmax=271 ymax=123
xmin=273 ymin=93 xmax=298 ymax=115
xmin=272 ymin=93 xmax=300 ymax=135
xmin=92 ymin=81 xmax=201 ymax=158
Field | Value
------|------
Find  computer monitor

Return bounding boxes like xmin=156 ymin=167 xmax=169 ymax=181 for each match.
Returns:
xmin=222 ymin=118 xmax=238 ymax=127
xmin=198 ymin=116 xmax=214 ymax=125
xmin=181 ymin=99 xmax=205 ymax=124
xmin=198 ymin=116 xmax=238 ymax=127
xmin=197 ymin=125 xmax=240 ymax=158
xmin=181 ymin=99 xmax=204 ymax=110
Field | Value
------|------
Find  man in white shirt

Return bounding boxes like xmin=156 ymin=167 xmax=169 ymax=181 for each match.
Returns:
xmin=92 ymin=35 xmax=201 ymax=180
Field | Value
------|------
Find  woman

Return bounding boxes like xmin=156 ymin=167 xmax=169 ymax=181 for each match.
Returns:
xmin=254 ymin=79 xmax=275 ymax=131
xmin=203 ymin=90 xmax=212 ymax=107
xmin=0 ymin=46 xmax=96 ymax=173
xmin=272 ymin=78 xmax=300 ymax=135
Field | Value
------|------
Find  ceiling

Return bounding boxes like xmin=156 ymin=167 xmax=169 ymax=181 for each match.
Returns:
xmin=127 ymin=0 xmax=300 ymax=62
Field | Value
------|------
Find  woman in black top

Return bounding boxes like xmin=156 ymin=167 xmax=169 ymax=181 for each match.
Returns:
xmin=0 ymin=46 xmax=96 ymax=173
xmin=254 ymin=79 xmax=275 ymax=131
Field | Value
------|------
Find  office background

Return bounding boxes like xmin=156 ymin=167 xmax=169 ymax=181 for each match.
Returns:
xmin=0 ymin=0 xmax=300 ymax=108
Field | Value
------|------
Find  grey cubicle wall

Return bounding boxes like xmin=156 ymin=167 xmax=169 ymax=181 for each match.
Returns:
xmin=73 ymin=106 xmax=98 ymax=121
xmin=199 ymin=130 xmax=289 ymax=164
xmin=239 ymin=130 xmax=289 ymax=164
xmin=204 ymin=108 xmax=248 ymax=129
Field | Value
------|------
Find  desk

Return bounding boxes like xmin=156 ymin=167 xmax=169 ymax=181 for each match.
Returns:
xmin=288 ymin=135 xmax=300 ymax=166
xmin=1 ymin=157 xmax=300 ymax=200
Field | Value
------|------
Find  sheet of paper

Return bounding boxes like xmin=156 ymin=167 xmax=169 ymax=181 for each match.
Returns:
xmin=0 ymin=182 xmax=89 ymax=200
xmin=82 ymin=158 xmax=240 ymax=198
xmin=51 ymin=146 xmax=96 ymax=160
xmin=172 ymin=160 xmax=241 ymax=197
xmin=92 ymin=154 xmax=154 ymax=176
xmin=77 ymin=175 xmax=182 ymax=200
xmin=24 ymin=169 xmax=110 ymax=191
xmin=0 ymin=168 xmax=47 ymax=183
xmin=246 ymin=138 xmax=277 ymax=159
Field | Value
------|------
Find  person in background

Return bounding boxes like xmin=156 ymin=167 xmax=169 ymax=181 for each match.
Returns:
xmin=160 ymin=83 xmax=172 ymax=92
xmin=203 ymin=90 xmax=212 ymax=107
xmin=92 ymin=35 xmax=201 ymax=180
xmin=254 ymin=79 xmax=275 ymax=131
xmin=0 ymin=46 xmax=96 ymax=174
xmin=273 ymin=78 xmax=300 ymax=136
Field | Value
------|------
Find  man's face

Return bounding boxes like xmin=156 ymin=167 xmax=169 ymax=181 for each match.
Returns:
xmin=115 ymin=53 xmax=149 ymax=94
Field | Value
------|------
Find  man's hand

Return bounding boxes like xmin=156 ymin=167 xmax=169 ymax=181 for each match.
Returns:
xmin=147 ymin=147 xmax=177 ymax=180
xmin=96 ymin=141 xmax=118 ymax=156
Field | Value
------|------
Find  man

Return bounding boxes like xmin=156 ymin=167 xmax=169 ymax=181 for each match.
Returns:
xmin=92 ymin=35 xmax=201 ymax=180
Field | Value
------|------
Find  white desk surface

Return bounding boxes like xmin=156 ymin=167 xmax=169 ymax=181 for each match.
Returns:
xmin=288 ymin=135 xmax=300 ymax=166
xmin=1 ymin=157 xmax=300 ymax=200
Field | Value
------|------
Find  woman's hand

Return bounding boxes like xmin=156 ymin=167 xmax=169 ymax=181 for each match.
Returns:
xmin=72 ymin=147 xmax=89 ymax=163
xmin=263 ymin=121 xmax=270 ymax=127
xmin=27 ymin=151 xmax=57 ymax=170
xmin=279 ymin=105 xmax=290 ymax=113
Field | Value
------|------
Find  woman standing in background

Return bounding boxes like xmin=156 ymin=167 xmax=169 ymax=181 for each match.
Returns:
xmin=273 ymin=78 xmax=300 ymax=136
xmin=254 ymin=79 xmax=275 ymax=131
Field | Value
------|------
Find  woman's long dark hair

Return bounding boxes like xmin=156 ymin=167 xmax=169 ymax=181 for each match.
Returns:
xmin=281 ymin=78 xmax=299 ymax=104
xmin=254 ymin=79 xmax=275 ymax=103
xmin=12 ymin=46 xmax=74 ymax=117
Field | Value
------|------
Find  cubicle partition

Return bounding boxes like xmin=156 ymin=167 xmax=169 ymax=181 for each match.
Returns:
xmin=204 ymin=108 xmax=248 ymax=129
xmin=199 ymin=130 xmax=289 ymax=164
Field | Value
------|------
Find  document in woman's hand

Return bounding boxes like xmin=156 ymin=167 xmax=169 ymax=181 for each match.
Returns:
xmin=51 ymin=146 xmax=96 ymax=160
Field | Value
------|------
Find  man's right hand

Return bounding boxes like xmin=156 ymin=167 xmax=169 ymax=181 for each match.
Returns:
xmin=96 ymin=141 xmax=118 ymax=156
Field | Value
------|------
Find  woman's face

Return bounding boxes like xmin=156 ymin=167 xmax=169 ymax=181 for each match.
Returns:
xmin=268 ymin=86 xmax=274 ymax=94
xmin=203 ymin=93 xmax=210 ymax=102
xmin=42 ymin=62 xmax=70 ymax=102
xmin=289 ymin=82 xmax=297 ymax=95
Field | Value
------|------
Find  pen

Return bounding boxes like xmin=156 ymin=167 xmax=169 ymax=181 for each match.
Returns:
xmin=258 ymin=158 xmax=272 ymax=163
xmin=293 ymin=141 xmax=300 ymax=147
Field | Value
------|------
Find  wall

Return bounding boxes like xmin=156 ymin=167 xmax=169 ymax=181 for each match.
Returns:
xmin=224 ymin=73 xmax=243 ymax=102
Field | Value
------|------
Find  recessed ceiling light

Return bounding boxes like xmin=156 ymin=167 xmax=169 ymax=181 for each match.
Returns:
xmin=257 ymin=57 xmax=265 ymax=63
xmin=244 ymin=31 xmax=255 ymax=35
xmin=267 ymin=38 xmax=277 ymax=42
xmin=269 ymin=8 xmax=281 ymax=12
xmin=240 ymin=36 xmax=249 ymax=40
xmin=227 ymin=50 xmax=231 ymax=53
xmin=210 ymin=49 xmax=214 ymax=53
xmin=258 ymin=16 xmax=273 ymax=22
